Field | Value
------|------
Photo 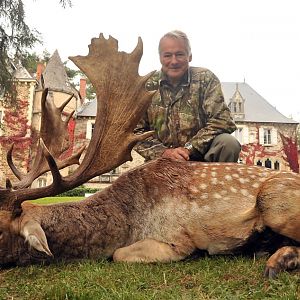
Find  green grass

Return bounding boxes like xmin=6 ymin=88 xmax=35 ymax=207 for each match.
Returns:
xmin=0 ymin=257 xmax=299 ymax=299
xmin=2 ymin=197 xmax=299 ymax=299
xmin=29 ymin=196 xmax=85 ymax=205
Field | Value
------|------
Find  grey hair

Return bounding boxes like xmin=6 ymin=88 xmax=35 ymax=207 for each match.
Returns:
xmin=158 ymin=30 xmax=192 ymax=56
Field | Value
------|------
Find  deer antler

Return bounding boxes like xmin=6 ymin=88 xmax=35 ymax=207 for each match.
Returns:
xmin=68 ymin=34 xmax=155 ymax=178
xmin=0 ymin=34 xmax=155 ymax=215
xmin=6 ymin=88 xmax=85 ymax=189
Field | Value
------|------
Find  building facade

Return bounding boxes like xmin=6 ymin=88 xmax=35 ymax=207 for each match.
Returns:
xmin=224 ymin=82 xmax=299 ymax=172
xmin=0 ymin=62 xmax=36 ymax=186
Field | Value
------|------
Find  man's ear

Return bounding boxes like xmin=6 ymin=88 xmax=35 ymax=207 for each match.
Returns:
xmin=189 ymin=54 xmax=192 ymax=62
xmin=21 ymin=220 xmax=53 ymax=257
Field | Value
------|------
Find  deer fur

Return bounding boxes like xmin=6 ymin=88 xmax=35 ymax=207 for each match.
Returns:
xmin=0 ymin=158 xmax=299 ymax=278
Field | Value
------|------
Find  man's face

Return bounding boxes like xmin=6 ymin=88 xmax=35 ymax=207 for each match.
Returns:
xmin=159 ymin=37 xmax=192 ymax=86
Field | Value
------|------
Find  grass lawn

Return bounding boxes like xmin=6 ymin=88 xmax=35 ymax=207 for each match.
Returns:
xmin=0 ymin=257 xmax=299 ymax=299
xmin=1 ymin=197 xmax=298 ymax=299
xmin=30 ymin=196 xmax=85 ymax=205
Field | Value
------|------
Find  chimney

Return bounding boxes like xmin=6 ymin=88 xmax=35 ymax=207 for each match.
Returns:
xmin=80 ymin=78 xmax=87 ymax=103
xmin=36 ymin=62 xmax=45 ymax=81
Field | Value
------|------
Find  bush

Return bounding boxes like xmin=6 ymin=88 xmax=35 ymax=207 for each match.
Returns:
xmin=58 ymin=186 xmax=100 ymax=197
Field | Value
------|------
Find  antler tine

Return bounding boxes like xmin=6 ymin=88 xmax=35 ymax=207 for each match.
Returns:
xmin=65 ymin=110 xmax=75 ymax=123
xmin=39 ymin=139 xmax=62 ymax=187
xmin=6 ymin=144 xmax=24 ymax=180
xmin=58 ymin=94 xmax=74 ymax=113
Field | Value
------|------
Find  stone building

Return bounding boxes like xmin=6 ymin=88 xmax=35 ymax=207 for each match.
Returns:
xmin=223 ymin=82 xmax=299 ymax=172
xmin=0 ymin=62 xmax=36 ymax=186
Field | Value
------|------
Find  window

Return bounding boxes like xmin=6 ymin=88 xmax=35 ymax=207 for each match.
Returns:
xmin=233 ymin=126 xmax=248 ymax=145
xmin=274 ymin=161 xmax=280 ymax=170
xmin=259 ymin=127 xmax=277 ymax=146
xmin=264 ymin=158 xmax=272 ymax=168
xmin=100 ymin=174 xmax=111 ymax=183
xmin=234 ymin=128 xmax=243 ymax=144
xmin=256 ymin=160 xmax=262 ymax=166
xmin=86 ymin=120 xmax=95 ymax=139
xmin=38 ymin=178 xmax=47 ymax=187
xmin=264 ymin=129 xmax=271 ymax=145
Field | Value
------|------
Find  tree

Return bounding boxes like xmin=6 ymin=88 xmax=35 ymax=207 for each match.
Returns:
xmin=0 ymin=0 xmax=71 ymax=104
xmin=64 ymin=61 xmax=80 ymax=85
xmin=20 ymin=50 xmax=50 ymax=76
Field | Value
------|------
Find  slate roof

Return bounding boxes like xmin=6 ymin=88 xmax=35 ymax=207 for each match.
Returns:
xmin=37 ymin=50 xmax=80 ymax=99
xmin=76 ymin=99 xmax=97 ymax=117
xmin=10 ymin=62 xmax=35 ymax=81
xmin=222 ymin=82 xmax=298 ymax=124
xmin=76 ymin=82 xmax=298 ymax=124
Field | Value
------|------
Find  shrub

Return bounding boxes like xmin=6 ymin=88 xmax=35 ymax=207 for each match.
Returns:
xmin=58 ymin=186 xmax=100 ymax=197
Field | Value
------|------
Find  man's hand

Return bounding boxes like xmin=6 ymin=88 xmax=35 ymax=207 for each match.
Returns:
xmin=162 ymin=147 xmax=190 ymax=161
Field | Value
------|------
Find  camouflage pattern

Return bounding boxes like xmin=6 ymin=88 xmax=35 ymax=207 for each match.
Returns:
xmin=134 ymin=67 xmax=237 ymax=161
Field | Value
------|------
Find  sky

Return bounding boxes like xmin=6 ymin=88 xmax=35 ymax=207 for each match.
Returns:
xmin=23 ymin=0 xmax=300 ymax=121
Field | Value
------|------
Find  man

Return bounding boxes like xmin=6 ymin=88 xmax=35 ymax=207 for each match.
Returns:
xmin=135 ymin=30 xmax=240 ymax=162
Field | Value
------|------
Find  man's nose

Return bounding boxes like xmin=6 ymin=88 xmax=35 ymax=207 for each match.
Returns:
xmin=170 ymin=54 xmax=179 ymax=64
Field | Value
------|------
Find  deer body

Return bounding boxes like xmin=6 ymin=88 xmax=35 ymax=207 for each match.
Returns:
xmin=2 ymin=158 xmax=299 ymax=276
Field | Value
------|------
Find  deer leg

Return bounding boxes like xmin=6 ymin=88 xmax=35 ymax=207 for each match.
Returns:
xmin=113 ymin=239 xmax=189 ymax=263
xmin=264 ymin=246 xmax=300 ymax=279
xmin=257 ymin=176 xmax=300 ymax=278
xmin=258 ymin=176 xmax=300 ymax=243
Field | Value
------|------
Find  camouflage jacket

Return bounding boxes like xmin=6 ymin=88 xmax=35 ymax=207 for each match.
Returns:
xmin=134 ymin=67 xmax=237 ymax=161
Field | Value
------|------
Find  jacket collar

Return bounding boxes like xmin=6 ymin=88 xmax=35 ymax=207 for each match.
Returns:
xmin=159 ymin=68 xmax=191 ymax=87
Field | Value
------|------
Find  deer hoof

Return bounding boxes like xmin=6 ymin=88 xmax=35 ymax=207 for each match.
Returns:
xmin=265 ymin=246 xmax=299 ymax=279
xmin=264 ymin=266 xmax=280 ymax=279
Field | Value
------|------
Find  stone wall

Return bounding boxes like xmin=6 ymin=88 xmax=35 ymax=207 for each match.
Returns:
xmin=0 ymin=81 xmax=35 ymax=186
xmin=238 ymin=122 xmax=299 ymax=172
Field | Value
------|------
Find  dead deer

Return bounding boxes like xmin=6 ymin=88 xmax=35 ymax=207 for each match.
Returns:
xmin=0 ymin=34 xmax=299 ymax=279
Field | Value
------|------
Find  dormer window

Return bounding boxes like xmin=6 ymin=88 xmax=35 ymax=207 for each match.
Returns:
xmin=228 ymin=83 xmax=245 ymax=119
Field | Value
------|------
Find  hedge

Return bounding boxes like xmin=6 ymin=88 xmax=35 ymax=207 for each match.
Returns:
xmin=58 ymin=186 xmax=100 ymax=197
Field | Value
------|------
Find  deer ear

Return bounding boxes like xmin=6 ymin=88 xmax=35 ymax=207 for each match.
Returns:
xmin=21 ymin=220 xmax=53 ymax=257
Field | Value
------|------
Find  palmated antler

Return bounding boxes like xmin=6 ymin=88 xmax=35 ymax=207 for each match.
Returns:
xmin=6 ymin=89 xmax=85 ymax=189
xmin=0 ymin=34 xmax=155 ymax=215
xmin=68 ymin=34 xmax=155 ymax=178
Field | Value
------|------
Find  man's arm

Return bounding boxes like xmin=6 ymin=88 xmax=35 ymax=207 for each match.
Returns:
xmin=134 ymin=113 xmax=167 ymax=161
xmin=188 ymin=72 xmax=237 ymax=156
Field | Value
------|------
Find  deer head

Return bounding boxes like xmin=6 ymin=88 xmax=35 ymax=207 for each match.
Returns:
xmin=0 ymin=33 xmax=155 ymax=215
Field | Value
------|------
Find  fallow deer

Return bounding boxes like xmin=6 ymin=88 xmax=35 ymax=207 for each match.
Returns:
xmin=0 ymin=34 xmax=299 ymax=279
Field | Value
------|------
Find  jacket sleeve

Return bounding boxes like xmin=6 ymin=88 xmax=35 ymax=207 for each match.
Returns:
xmin=190 ymin=72 xmax=237 ymax=155
xmin=134 ymin=113 xmax=167 ymax=161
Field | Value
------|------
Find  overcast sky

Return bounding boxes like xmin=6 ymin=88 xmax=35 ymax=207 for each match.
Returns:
xmin=23 ymin=0 xmax=300 ymax=121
